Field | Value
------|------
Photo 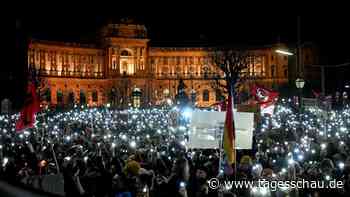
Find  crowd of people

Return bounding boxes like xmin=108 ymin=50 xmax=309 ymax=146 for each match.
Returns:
xmin=0 ymin=100 xmax=350 ymax=197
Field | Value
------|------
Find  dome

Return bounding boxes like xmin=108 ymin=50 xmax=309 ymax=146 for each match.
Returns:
xmin=100 ymin=17 xmax=147 ymax=39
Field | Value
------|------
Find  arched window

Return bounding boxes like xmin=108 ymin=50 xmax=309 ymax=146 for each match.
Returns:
xmin=284 ymin=68 xmax=288 ymax=78
xmin=57 ymin=90 xmax=63 ymax=104
xmin=215 ymin=89 xmax=222 ymax=102
xmin=68 ymin=92 xmax=75 ymax=104
xmin=92 ymin=90 xmax=98 ymax=102
xmin=80 ymin=90 xmax=86 ymax=104
xmin=44 ymin=88 xmax=51 ymax=102
xmin=203 ymin=89 xmax=210 ymax=102
xmin=121 ymin=50 xmax=131 ymax=56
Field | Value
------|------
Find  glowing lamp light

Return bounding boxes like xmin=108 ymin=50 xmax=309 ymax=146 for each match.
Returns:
xmin=2 ymin=157 xmax=9 ymax=167
xmin=281 ymin=168 xmax=287 ymax=174
xmin=325 ymin=175 xmax=331 ymax=181
xmin=275 ymin=49 xmax=294 ymax=56
xmin=130 ymin=141 xmax=136 ymax=148
xmin=295 ymin=78 xmax=305 ymax=89
xmin=297 ymin=155 xmax=304 ymax=161
xmin=182 ymin=107 xmax=192 ymax=119
xmin=294 ymin=148 xmax=300 ymax=153
xmin=180 ymin=140 xmax=186 ymax=146
xmin=321 ymin=143 xmax=327 ymax=150
xmin=338 ymin=162 xmax=345 ymax=170
xmin=288 ymin=158 xmax=294 ymax=165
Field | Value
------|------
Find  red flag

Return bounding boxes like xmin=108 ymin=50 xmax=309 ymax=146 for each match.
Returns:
xmin=223 ymin=95 xmax=235 ymax=165
xmin=16 ymin=82 xmax=40 ymax=132
xmin=312 ymin=89 xmax=321 ymax=98
xmin=251 ymin=84 xmax=279 ymax=115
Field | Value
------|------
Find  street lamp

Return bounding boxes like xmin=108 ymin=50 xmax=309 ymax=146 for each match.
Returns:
xmin=295 ymin=78 xmax=305 ymax=89
xmin=275 ymin=49 xmax=294 ymax=56
xmin=295 ymin=78 xmax=305 ymax=108
xmin=132 ymin=87 xmax=142 ymax=108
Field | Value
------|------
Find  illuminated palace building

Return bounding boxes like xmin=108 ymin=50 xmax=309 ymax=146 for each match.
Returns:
xmin=28 ymin=19 xmax=317 ymax=108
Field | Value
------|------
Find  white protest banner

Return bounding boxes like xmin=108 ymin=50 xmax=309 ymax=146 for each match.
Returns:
xmin=188 ymin=110 xmax=254 ymax=149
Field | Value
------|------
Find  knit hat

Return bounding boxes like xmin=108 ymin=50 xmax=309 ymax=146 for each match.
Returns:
xmin=124 ymin=160 xmax=141 ymax=176
xmin=240 ymin=155 xmax=252 ymax=165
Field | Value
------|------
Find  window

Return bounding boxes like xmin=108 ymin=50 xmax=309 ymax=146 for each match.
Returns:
xmin=112 ymin=60 xmax=116 ymax=70
xmin=305 ymin=54 xmax=310 ymax=61
xmin=284 ymin=56 xmax=287 ymax=61
xmin=92 ymin=90 xmax=98 ymax=102
xmin=121 ymin=50 xmax=131 ymax=56
xmin=284 ymin=69 xmax=288 ymax=78
xmin=80 ymin=90 xmax=86 ymax=104
xmin=68 ymin=92 xmax=75 ymax=104
xmin=271 ymin=55 xmax=274 ymax=61
xmin=215 ymin=89 xmax=222 ymax=101
xmin=271 ymin=65 xmax=276 ymax=77
xmin=57 ymin=91 xmax=63 ymax=104
xmin=203 ymin=89 xmax=210 ymax=102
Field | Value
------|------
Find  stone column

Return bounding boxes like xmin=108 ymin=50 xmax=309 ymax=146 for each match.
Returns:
xmin=40 ymin=50 xmax=45 ymax=72
xmin=116 ymin=47 xmax=120 ymax=75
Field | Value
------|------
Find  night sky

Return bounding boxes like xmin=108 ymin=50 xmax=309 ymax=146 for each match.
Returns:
xmin=22 ymin=15 xmax=349 ymax=64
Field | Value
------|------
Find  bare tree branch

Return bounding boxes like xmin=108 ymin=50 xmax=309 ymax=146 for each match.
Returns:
xmin=211 ymin=48 xmax=250 ymax=97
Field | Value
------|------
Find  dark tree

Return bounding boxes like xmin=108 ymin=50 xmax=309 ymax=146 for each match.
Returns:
xmin=175 ymin=79 xmax=190 ymax=107
xmin=211 ymin=49 xmax=250 ymax=100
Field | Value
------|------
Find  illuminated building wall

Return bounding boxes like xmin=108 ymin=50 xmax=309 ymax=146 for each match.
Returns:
xmin=28 ymin=19 xmax=309 ymax=108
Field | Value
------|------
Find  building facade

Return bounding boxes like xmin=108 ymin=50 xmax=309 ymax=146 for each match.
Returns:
xmin=28 ymin=19 xmax=298 ymax=108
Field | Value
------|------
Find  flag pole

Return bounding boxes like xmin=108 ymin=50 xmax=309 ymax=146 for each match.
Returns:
xmin=232 ymin=88 xmax=237 ymax=181
xmin=218 ymin=122 xmax=223 ymax=176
